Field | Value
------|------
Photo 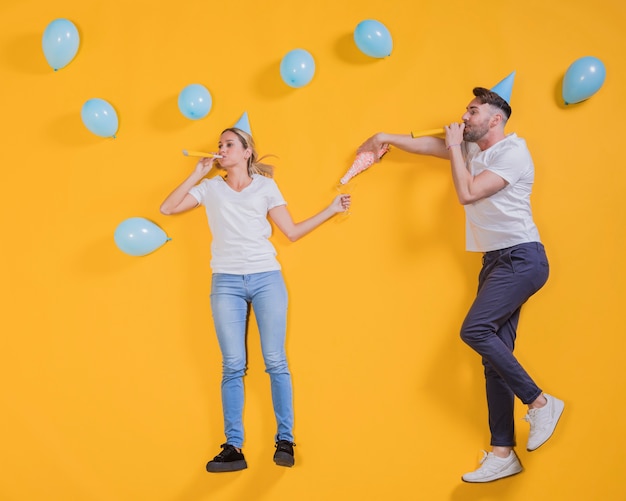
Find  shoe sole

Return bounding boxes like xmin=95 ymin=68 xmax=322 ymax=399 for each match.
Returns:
xmin=527 ymin=399 xmax=565 ymax=452
xmin=206 ymin=460 xmax=248 ymax=473
xmin=273 ymin=452 xmax=294 ymax=467
xmin=461 ymin=468 xmax=523 ymax=483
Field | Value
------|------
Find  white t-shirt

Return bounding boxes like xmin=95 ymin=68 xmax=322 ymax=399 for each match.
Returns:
xmin=188 ymin=174 xmax=287 ymax=274
xmin=462 ymin=133 xmax=541 ymax=252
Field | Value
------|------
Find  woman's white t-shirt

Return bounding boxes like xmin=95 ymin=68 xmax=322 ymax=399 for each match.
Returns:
xmin=462 ymin=133 xmax=541 ymax=252
xmin=188 ymin=174 xmax=286 ymax=274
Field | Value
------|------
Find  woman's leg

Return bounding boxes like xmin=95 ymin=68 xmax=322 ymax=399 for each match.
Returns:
xmin=211 ymin=274 xmax=249 ymax=448
xmin=248 ymin=271 xmax=294 ymax=443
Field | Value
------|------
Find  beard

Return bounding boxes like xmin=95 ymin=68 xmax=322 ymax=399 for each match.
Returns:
xmin=463 ymin=119 xmax=490 ymax=143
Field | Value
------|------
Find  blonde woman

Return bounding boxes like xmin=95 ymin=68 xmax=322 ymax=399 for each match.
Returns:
xmin=161 ymin=127 xmax=349 ymax=472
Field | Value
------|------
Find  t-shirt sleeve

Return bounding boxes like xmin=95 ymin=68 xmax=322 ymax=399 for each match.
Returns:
xmin=188 ymin=179 xmax=209 ymax=205
xmin=266 ymin=178 xmax=287 ymax=210
xmin=488 ymin=156 xmax=519 ymax=185
xmin=486 ymin=142 xmax=530 ymax=186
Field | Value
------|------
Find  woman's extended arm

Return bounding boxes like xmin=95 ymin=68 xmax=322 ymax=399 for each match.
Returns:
xmin=269 ymin=194 xmax=349 ymax=242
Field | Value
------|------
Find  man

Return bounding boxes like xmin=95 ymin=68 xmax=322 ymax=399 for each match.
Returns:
xmin=358 ymin=80 xmax=564 ymax=482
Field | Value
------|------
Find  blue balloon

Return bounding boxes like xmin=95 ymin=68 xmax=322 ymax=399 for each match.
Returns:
xmin=280 ymin=49 xmax=315 ymax=88
xmin=42 ymin=18 xmax=80 ymax=71
xmin=81 ymin=98 xmax=119 ymax=138
xmin=562 ymin=56 xmax=606 ymax=105
xmin=114 ymin=217 xmax=171 ymax=257
xmin=178 ymin=84 xmax=212 ymax=120
xmin=354 ymin=19 xmax=393 ymax=58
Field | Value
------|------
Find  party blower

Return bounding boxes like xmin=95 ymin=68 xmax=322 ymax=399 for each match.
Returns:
xmin=182 ymin=150 xmax=223 ymax=158
xmin=411 ymin=127 xmax=445 ymax=138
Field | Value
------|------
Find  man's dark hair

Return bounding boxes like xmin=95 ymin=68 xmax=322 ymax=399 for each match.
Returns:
xmin=473 ymin=87 xmax=512 ymax=120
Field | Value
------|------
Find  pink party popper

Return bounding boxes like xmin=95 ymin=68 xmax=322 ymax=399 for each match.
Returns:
xmin=339 ymin=145 xmax=390 ymax=185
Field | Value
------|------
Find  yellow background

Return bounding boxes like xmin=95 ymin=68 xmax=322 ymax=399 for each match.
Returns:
xmin=2 ymin=0 xmax=625 ymax=499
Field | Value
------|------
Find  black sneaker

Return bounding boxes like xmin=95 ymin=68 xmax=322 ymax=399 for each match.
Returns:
xmin=206 ymin=443 xmax=247 ymax=473
xmin=273 ymin=440 xmax=295 ymax=467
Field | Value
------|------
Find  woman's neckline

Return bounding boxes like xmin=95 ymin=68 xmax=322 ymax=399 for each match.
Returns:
xmin=224 ymin=174 xmax=255 ymax=193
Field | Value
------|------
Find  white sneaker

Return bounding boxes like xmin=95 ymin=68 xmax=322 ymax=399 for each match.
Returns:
xmin=524 ymin=393 xmax=565 ymax=451
xmin=461 ymin=451 xmax=523 ymax=483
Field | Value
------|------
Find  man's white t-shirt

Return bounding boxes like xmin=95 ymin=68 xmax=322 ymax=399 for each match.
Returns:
xmin=462 ymin=133 xmax=541 ymax=252
xmin=188 ymin=174 xmax=286 ymax=274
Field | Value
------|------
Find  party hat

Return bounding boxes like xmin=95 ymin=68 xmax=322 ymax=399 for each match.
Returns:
xmin=233 ymin=111 xmax=252 ymax=135
xmin=490 ymin=71 xmax=515 ymax=104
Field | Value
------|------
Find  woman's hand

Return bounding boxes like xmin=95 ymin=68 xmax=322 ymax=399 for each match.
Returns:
xmin=193 ymin=156 xmax=216 ymax=178
xmin=332 ymin=194 xmax=351 ymax=214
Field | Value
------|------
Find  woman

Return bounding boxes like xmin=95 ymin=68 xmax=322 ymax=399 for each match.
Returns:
xmin=160 ymin=127 xmax=350 ymax=472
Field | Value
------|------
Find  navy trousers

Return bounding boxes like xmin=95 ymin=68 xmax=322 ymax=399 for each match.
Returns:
xmin=460 ymin=242 xmax=550 ymax=446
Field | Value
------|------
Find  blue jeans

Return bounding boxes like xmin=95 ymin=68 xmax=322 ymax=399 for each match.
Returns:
xmin=460 ymin=242 xmax=549 ymax=447
xmin=210 ymin=271 xmax=293 ymax=448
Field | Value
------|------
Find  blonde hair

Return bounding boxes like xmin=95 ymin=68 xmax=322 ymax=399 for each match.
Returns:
xmin=220 ymin=127 xmax=275 ymax=178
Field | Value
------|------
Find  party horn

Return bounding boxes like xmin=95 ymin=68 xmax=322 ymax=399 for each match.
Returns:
xmin=410 ymin=127 xmax=445 ymax=138
xmin=182 ymin=149 xmax=223 ymax=158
